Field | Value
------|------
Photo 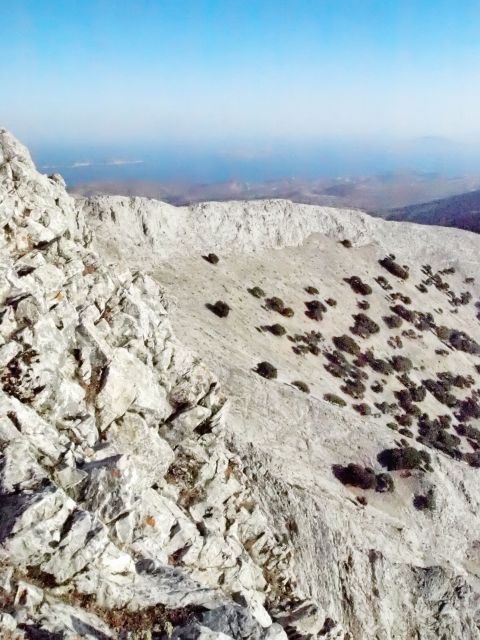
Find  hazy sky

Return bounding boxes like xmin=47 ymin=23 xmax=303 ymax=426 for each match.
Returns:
xmin=2 ymin=1 xmax=480 ymax=146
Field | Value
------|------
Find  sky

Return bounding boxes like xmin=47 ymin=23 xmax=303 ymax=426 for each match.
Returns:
xmin=2 ymin=1 xmax=480 ymax=168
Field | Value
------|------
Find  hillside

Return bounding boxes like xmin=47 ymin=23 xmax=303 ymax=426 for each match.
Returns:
xmin=387 ymin=189 xmax=480 ymax=233
xmin=2 ymin=130 xmax=480 ymax=638
xmin=81 ymin=195 xmax=480 ymax=638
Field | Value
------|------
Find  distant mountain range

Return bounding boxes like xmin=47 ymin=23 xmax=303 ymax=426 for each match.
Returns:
xmin=385 ymin=189 xmax=480 ymax=233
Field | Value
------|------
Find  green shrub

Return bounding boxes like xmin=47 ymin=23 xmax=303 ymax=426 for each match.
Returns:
xmin=357 ymin=300 xmax=370 ymax=310
xmin=326 ymin=298 xmax=337 ymax=307
xmin=207 ymin=300 xmax=230 ymax=318
xmin=292 ymin=380 xmax=310 ymax=393
xmin=333 ymin=334 xmax=360 ymax=355
xmin=353 ymin=403 xmax=372 ymax=416
xmin=384 ymin=315 xmax=403 ymax=329
xmin=379 ymin=256 xmax=409 ymax=280
xmin=378 ymin=446 xmax=431 ymax=471
xmin=266 ymin=323 xmax=287 ymax=336
xmin=371 ymin=358 xmax=393 ymax=375
xmin=305 ymin=286 xmax=319 ymax=295
xmin=413 ymin=488 xmax=435 ymax=511
xmin=305 ymin=299 xmax=327 ymax=321
xmin=332 ymin=463 xmax=376 ymax=489
xmin=256 ymin=361 xmax=277 ymax=379
xmin=351 ymin=313 xmax=380 ymax=338
xmin=280 ymin=306 xmax=294 ymax=318
xmin=341 ymin=378 xmax=366 ymax=399
xmin=203 ymin=253 xmax=219 ymax=264
xmin=248 ymin=286 xmax=265 ymax=298
xmin=449 ymin=330 xmax=480 ymax=354
xmin=265 ymin=297 xmax=285 ymax=313
xmin=375 ymin=472 xmax=394 ymax=493
xmin=391 ymin=355 xmax=413 ymax=372
xmin=345 ymin=276 xmax=372 ymax=296
xmin=324 ymin=393 xmax=346 ymax=407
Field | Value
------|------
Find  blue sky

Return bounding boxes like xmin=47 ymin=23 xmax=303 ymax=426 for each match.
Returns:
xmin=2 ymin=1 xmax=480 ymax=147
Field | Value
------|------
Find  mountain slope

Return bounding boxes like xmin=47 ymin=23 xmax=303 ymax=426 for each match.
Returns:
xmin=0 ymin=130 xmax=299 ymax=639
xmin=386 ymin=189 xmax=480 ymax=233
xmin=82 ymin=193 xmax=480 ymax=638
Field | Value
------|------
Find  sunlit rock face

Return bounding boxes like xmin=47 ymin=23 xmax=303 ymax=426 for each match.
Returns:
xmin=2 ymin=129 xmax=480 ymax=639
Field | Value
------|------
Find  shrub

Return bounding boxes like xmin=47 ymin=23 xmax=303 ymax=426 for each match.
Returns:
xmin=207 ymin=300 xmax=230 ymax=318
xmin=324 ymin=393 xmax=346 ymax=407
xmin=353 ymin=403 xmax=371 ymax=416
xmin=455 ymin=395 xmax=480 ymax=422
xmin=266 ymin=323 xmax=287 ymax=336
xmin=265 ymin=297 xmax=285 ymax=313
xmin=464 ymin=452 xmax=480 ymax=468
xmin=305 ymin=286 xmax=319 ymax=295
xmin=326 ymin=298 xmax=337 ymax=307
xmin=395 ymin=413 xmax=413 ymax=427
xmin=391 ymin=355 xmax=413 ymax=372
xmin=371 ymin=381 xmax=384 ymax=393
xmin=280 ymin=307 xmax=294 ymax=318
xmin=375 ymin=472 xmax=394 ymax=493
xmin=340 ymin=239 xmax=352 ymax=248
xmin=413 ymin=489 xmax=436 ymax=511
xmin=422 ymin=379 xmax=456 ymax=407
xmin=341 ymin=378 xmax=366 ymax=399
xmin=333 ymin=334 xmax=361 ymax=355
xmin=384 ymin=315 xmax=403 ymax=329
xmin=371 ymin=358 xmax=393 ymax=375
xmin=376 ymin=275 xmax=392 ymax=290
xmin=332 ymin=463 xmax=376 ymax=489
xmin=378 ymin=446 xmax=431 ymax=471
xmin=203 ymin=253 xmax=219 ymax=264
xmin=379 ymin=256 xmax=409 ymax=280
xmin=248 ymin=286 xmax=265 ymax=298
xmin=345 ymin=276 xmax=372 ymax=296
xmin=292 ymin=380 xmax=310 ymax=393
xmin=351 ymin=313 xmax=380 ymax=338
xmin=305 ymin=299 xmax=327 ymax=321
xmin=357 ymin=300 xmax=370 ymax=310
xmin=410 ymin=386 xmax=426 ymax=402
xmin=391 ymin=304 xmax=415 ymax=323
xmin=449 ymin=330 xmax=480 ymax=354
xmin=256 ymin=361 xmax=277 ymax=379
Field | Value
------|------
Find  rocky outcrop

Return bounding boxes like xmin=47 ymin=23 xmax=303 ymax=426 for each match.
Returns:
xmin=0 ymin=130 xmax=312 ymax=638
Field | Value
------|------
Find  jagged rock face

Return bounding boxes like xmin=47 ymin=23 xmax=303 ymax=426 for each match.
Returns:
xmin=0 ymin=130 xmax=302 ymax=639
xmin=83 ymin=179 xmax=480 ymax=638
